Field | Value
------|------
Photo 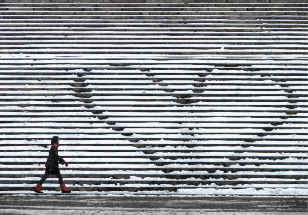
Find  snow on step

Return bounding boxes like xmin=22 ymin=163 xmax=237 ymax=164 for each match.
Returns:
xmin=0 ymin=1 xmax=307 ymax=195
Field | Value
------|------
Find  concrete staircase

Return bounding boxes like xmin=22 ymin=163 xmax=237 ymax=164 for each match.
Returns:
xmin=0 ymin=0 xmax=307 ymax=195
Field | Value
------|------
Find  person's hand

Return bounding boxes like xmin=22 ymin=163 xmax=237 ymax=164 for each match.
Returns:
xmin=65 ymin=162 xmax=68 ymax=167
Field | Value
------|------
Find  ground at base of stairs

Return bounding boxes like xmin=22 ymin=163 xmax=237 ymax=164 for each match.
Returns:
xmin=0 ymin=195 xmax=307 ymax=215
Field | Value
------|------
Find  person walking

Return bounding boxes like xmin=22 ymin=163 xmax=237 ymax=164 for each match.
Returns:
xmin=34 ymin=136 xmax=71 ymax=193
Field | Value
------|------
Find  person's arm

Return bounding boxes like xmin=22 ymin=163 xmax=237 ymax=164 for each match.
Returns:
xmin=51 ymin=145 xmax=67 ymax=166
xmin=57 ymin=148 xmax=68 ymax=167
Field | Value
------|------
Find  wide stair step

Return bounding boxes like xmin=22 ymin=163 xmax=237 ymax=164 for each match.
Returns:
xmin=0 ymin=0 xmax=307 ymax=195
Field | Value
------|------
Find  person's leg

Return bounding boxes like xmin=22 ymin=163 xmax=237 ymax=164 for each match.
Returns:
xmin=56 ymin=169 xmax=71 ymax=193
xmin=39 ymin=168 xmax=51 ymax=184
xmin=35 ymin=168 xmax=50 ymax=193
xmin=55 ymin=169 xmax=64 ymax=185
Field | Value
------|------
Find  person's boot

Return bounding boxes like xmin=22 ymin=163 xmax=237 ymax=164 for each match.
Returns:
xmin=34 ymin=183 xmax=43 ymax=193
xmin=60 ymin=184 xmax=71 ymax=193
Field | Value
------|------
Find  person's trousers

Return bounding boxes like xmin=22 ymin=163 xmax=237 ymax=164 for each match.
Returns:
xmin=39 ymin=167 xmax=63 ymax=184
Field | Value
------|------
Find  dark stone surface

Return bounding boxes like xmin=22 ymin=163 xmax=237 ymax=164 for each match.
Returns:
xmin=0 ymin=195 xmax=307 ymax=212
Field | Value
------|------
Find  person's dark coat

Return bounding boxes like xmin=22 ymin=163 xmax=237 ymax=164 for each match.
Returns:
xmin=45 ymin=144 xmax=66 ymax=169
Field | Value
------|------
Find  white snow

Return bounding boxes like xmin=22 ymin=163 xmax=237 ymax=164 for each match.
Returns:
xmin=0 ymin=2 xmax=307 ymax=196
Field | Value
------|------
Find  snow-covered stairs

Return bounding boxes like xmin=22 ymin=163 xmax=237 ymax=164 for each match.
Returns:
xmin=0 ymin=1 xmax=307 ymax=195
